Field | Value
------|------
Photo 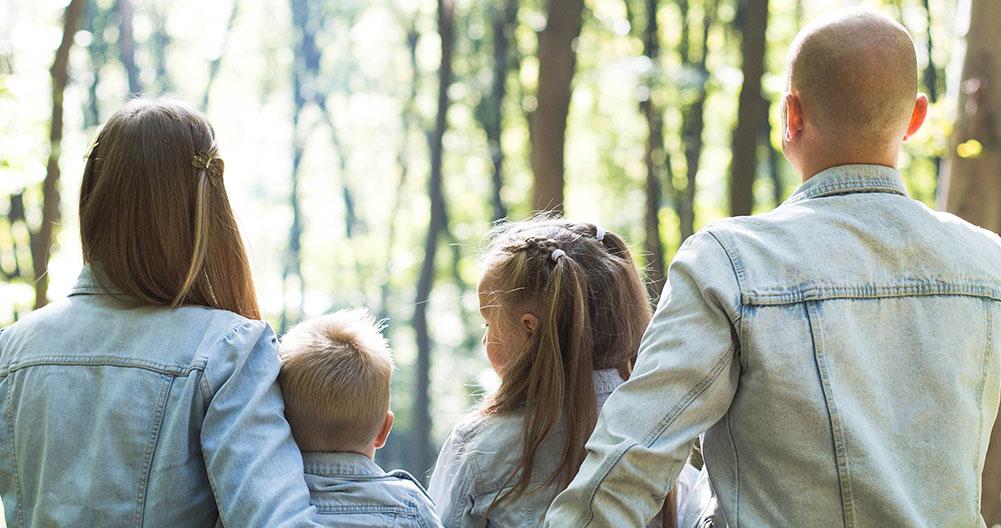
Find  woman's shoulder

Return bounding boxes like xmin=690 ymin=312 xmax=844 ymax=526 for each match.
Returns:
xmin=450 ymin=410 xmax=526 ymax=450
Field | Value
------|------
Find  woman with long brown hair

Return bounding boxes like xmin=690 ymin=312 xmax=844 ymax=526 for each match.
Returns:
xmin=0 ymin=99 xmax=321 ymax=527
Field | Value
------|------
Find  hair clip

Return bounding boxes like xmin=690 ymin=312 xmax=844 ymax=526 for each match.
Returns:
xmin=595 ymin=227 xmax=605 ymax=241
xmin=551 ymin=249 xmax=566 ymax=262
xmin=192 ymin=151 xmax=214 ymax=170
xmin=192 ymin=150 xmax=224 ymax=180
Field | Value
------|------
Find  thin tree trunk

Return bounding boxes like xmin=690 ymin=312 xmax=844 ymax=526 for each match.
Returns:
xmin=729 ymin=0 xmax=768 ymax=217
xmin=377 ymin=21 xmax=420 ymax=324
xmin=412 ymin=0 xmax=455 ymax=482
xmin=84 ymin=0 xmax=108 ymax=128
xmin=764 ymin=107 xmax=784 ymax=206
xmin=677 ymin=0 xmax=715 ymax=241
xmin=921 ymin=0 xmax=943 ymax=191
xmin=940 ymin=0 xmax=1001 ymax=232
xmin=626 ymin=0 xmax=670 ymax=297
xmin=530 ymin=0 xmax=584 ymax=213
xmin=282 ymin=0 xmax=321 ymax=332
xmin=31 ymin=0 xmax=87 ymax=309
xmin=315 ymin=96 xmax=359 ymax=238
xmin=201 ymin=0 xmax=240 ymax=110
xmin=115 ymin=0 xmax=141 ymax=96
xmin=482 ymin=0 xmax=517 ymax=221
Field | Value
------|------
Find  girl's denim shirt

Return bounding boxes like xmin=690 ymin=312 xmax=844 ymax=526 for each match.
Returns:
xmin=0 ymin=267 xmax=322 ymax=527
xmin=427 ymin=369 xmax=630 ymax=527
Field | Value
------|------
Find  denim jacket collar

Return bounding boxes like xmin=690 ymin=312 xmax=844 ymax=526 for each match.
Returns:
xmin=784 ymin=164 xmax=907 ymax=205
xmin=68 ymin=265 xmax=120 ymax=297
xmin=302 ymin=451 xmax=384 ymax=479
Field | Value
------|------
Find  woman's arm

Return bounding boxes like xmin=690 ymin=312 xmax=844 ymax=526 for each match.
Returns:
xmin=200 ymin=321 xmax=321 ymax=528
xmin=984 ymin=408 xmax=1001 ymax=524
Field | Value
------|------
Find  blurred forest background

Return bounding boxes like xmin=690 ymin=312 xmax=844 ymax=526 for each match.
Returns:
xmin=1 ymin=0 xmax=1000 ymax=516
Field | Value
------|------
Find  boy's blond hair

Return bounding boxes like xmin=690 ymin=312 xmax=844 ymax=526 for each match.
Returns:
xmin=278 ymin=309 xmax=393 ymax=452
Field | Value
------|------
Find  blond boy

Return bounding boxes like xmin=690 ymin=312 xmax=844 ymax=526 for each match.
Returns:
xmin=279 ymin=309 xmax=441 ymax=528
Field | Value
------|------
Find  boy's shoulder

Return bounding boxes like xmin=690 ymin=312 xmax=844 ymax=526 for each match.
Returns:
xmin=306 ymin=458 xmax=441 ymax=527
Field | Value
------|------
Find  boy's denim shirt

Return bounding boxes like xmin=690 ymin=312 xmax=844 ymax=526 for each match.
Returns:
xmin=302 ymin=451 xmax=442 ymax=527
xmin=0 ymin=267 xmax=322 ymax=527
xmin=546 ymin=165 xmax=1001 ymax=527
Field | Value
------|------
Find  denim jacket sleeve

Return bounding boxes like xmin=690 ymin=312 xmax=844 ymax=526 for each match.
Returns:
xmin=428 ymin=427 xmax=479 ymax=528
xmin=199 ymin=321 xmax=321 ymax=528
xmin=544 ymin=231 xmax=742 ymax=527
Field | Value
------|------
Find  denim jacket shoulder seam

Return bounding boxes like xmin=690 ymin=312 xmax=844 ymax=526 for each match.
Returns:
xmin=705 ymin=230 xmax=744 ymax=325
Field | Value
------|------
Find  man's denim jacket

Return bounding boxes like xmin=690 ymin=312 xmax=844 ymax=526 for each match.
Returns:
xmin=545 ymin=165 xmax=1001 ymax=527
xmin=0 ymin=267 xmax=321 ymax=527
xmin=302 ymin=451 xmax=442 ymax=527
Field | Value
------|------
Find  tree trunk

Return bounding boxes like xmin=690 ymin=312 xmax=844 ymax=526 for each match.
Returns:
xmin=939 ymin=0 xmax=1001 ymax=521
xmin=31 ymin=0 xmax=87 ymax=309
xmin=626 ymin=0 xmax=670 ymax=298
xmin=728 ymin=0 xmax=768 ymax=217
xmin=377 ymin=21 xmax=420 ymax=324
xmin=921 ymin=0 xmax=942 ymax=189
xmin=84 ymin=0 xmax=109 ymax=128
xmin=412 ymin=0 xmax=455 ymax=482
xmin=115 ymin=0 xmax=142 ymax=96
xmin=482 ymin=0 xmax=517 ymax=221
xmin=940 ymin=0 xmax=1001 ymax=233
xmin=201 ymin=0 xmax=240 ymax=110
xmin=677 ymin=0 xmax=715 ymax=241
xmin=281 ymin=0 xmax=321 ymax=332
xmin=530 ymin=0 xmax=584 ymax=213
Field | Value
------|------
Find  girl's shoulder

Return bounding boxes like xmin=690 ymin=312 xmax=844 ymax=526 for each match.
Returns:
xmin=451 ymin=410 xmax=526 ymax=443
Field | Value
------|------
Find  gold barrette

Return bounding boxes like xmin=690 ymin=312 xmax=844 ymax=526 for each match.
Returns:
xmin=192 ymin=150 xmax=224 ymax=180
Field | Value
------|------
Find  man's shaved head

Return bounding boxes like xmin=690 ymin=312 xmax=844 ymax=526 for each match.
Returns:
xmin=787 ymin=9 xmax=918 ymax=150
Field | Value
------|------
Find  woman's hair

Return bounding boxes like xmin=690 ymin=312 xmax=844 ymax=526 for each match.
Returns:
xmin=479 ymin=215 xmax=652 ymax=512
xmin=79 ymin=98 xmax=260 ymax=319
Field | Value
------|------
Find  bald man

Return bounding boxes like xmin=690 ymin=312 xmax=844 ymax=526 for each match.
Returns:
xmin=544 ymin=9 xmax=1001 ymax=527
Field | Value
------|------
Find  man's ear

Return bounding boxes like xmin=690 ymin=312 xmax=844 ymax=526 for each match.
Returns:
xmin=374 ymin=410 xmax=394 ymax=450
xmin=521 ymin=313 xmax=539 ymax=337
xmin=903 ymin=93 xmax=929 ymax=141
xmin=783 ymin=92 xmax=805 ymax=141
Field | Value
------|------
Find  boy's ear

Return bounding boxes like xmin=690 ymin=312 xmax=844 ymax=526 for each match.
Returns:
xmin=521 ymin=313 xmax=539 ymax=336
xmin=374 ymin=411 xmax=394 ymax=450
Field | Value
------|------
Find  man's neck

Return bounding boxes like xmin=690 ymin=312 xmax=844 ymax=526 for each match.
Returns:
xmin=797 ymin=147 xmax=899 ymax=183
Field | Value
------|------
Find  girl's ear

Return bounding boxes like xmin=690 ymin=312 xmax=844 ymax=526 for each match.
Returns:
xmin=521 ymin=313 xmax=539 ymax=336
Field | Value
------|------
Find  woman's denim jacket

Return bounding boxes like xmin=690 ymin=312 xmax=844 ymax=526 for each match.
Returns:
xmin=545 ymin=165 xmax=1001 ymax=527
xmin=0 ymin=267 xmax=321 ymax=527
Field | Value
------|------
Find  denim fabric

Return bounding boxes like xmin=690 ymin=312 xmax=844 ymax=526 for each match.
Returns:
xmin=302 ymin=451 xmax=441 ymax=527
xmin=428 ymin=369 xmax=695 ymax=528
xmin=545 ymin=165 xmax=1001 ymax=528
xmin=0 ymin=267 xmax=320 ymax=528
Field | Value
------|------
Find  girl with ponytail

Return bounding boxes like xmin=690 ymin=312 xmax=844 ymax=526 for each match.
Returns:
xmin=429 ymin=217 xmax=705 ymax=527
